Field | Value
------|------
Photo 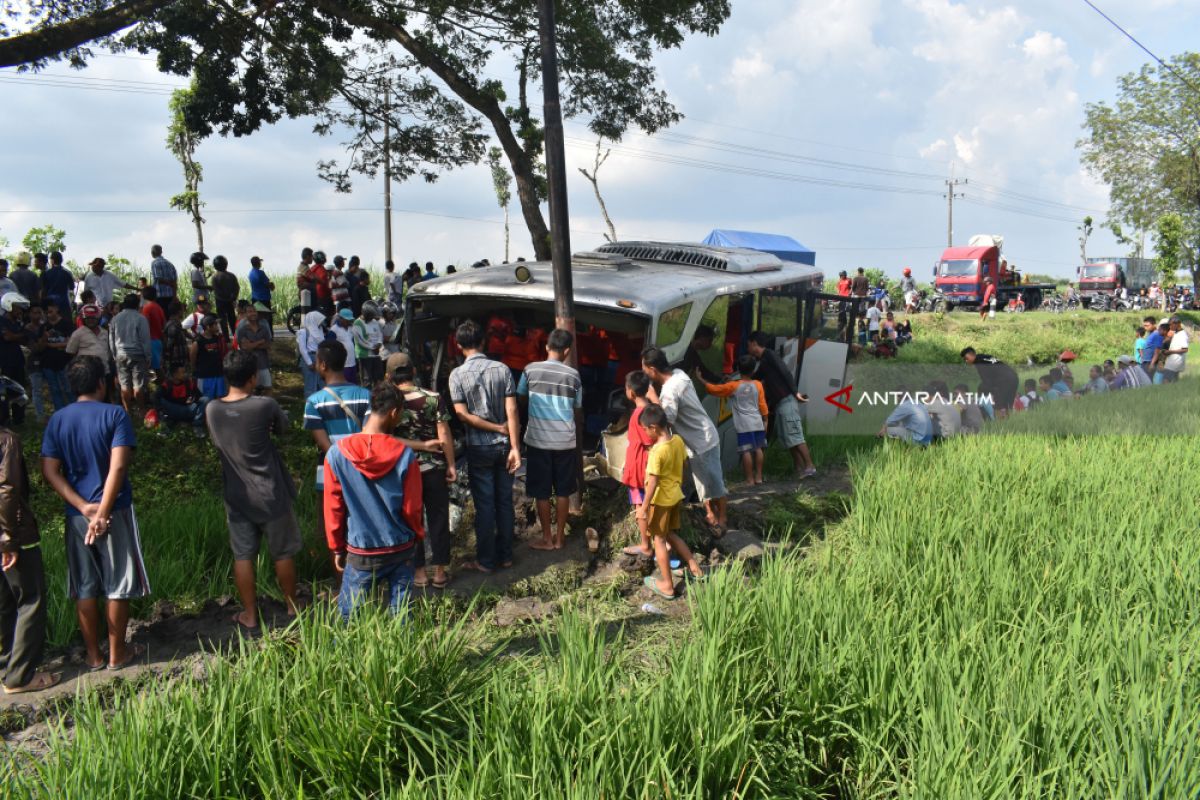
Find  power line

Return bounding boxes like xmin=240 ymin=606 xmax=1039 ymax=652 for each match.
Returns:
xmin=1080 ymin=0 xmax=1200 ymax=94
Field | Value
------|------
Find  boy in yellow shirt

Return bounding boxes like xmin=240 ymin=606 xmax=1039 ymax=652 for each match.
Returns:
xmin=638 ymin=404 xmax=706 ymax=599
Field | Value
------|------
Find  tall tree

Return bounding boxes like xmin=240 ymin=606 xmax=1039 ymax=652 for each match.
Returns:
xmin=167 ymin=83 xmax=206 ymax=252
xmin=21 ymin=224 xmax=67 ymax=256
xmin=1 ymin=1 xmax=731 ymax=260
xmin=1079 ymin=52 xmax=1200 ymax=279
xmin=1077 ymin=215 xmax=1092 ymax=264
xmin=578 ymin=138 xmax=618 ymax=243
xmin=486 ymin=147 xmax=513 ymax=263
xmin=1153 ymin=212 xmax=1193 ymax=286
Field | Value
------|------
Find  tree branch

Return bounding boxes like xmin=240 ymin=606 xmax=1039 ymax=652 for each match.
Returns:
xmin=0 ymin=0 xmax=177 ymax=69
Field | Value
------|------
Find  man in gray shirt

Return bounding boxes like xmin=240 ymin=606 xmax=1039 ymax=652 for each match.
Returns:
xmin=641 ymin=345 xmax=728 ymax=532
xmin=235 ymin=304 xmax=273 ymax=392
xmin=449 ymin=319 xmax=521 ymax=573
xmin=206 ymin=349 xmax=301 ymax=630
xmin=107 ymin=293 xmax=151 ymax=413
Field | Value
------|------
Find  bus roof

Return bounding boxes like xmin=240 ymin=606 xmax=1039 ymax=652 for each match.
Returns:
xmin=407 ymin=242 xmax=824 ymax=318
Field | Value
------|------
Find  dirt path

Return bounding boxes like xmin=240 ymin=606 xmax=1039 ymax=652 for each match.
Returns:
xmin=1 ymin=466 xmax=852 ymax=753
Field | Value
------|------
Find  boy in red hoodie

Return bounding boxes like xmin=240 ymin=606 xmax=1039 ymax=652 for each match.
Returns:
xmin=324 ymin=383 xmax=425 ymax=620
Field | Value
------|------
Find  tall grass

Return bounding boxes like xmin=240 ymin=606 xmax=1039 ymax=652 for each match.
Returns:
xmin=8 ymin=382 xmax=1199 ymax=796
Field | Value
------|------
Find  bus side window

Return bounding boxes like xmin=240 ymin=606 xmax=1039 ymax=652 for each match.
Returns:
xmin=655 ymin=302 xmax=692 ymax=348
xmin=696 ymin=295 xmax=731 ymax=378
xmin=758 ymin=292 xmax=799 ymax=340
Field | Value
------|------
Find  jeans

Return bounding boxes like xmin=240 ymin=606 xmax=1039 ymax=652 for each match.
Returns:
xmin=413 ymin=468 xmax=451 ymax=569
xmin=158 ymin=397 xmax=207 ymax=428
xmin=42 ymin=368 xmax=68 ymax=412
xmin=300 ymin=358 xmax=324 ymax=398
xmin=337 ymin=559 xmax=414 ymax=621
xmin=466 ymin=444 xmax=515 ymax=569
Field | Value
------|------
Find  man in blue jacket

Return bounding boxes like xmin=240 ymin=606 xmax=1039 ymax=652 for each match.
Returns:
xmin=323 ymin=383 xmax=425 ymax=620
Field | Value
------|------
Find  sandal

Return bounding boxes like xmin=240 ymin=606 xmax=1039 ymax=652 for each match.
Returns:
xmin=585 ymin=527 xmax=600 ymax=553
xmin=458 ymin=561 xmax=493 ymax=574
xmin=3 ymin=672 xmax=62 ymax=694
xmin=643 ymin=575 xmax=676 ymax=600
xmin=430 ymin=574 xmax=449 ymax=590
xmin=623 ymin=545 xmax=652 ymax=557
xmin=107 ymin=642 xmax=146 ymax=671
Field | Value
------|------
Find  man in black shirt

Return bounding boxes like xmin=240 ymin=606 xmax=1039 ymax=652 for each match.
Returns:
xmin=680 ymin=324 xmax=723 ymax=385
xmin=960 ymin=347 xmax=1018 ymax=417
xmin=747 ymin=331 xmax=815 ymax=477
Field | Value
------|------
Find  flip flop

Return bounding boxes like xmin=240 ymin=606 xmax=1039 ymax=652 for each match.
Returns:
xmin=232 ymin=613 xmax=260 ymax=635
xmin=623 ymin=545 xmax=652 ymax=557
xmin=458 ymin=561 xmax=494 ymax=574
xmin=107 ymin=642 xmax=146 ymax=671
xmin=412 ymin=577 xmax=430 ymax=589
xmin=3 ymin=672 xmax=62 ymax=694
xmin=643 ymin=575 xmax=676 ymax=600
xmin=431 ymin=575 xmax=449 ymax=590
xmin=528 ymin=540 xmax=557 ymax=551
xmin=585 ymin=527 xmax=600 ymax=553
xmin=85 ymin=660 xmax=107 ymax=673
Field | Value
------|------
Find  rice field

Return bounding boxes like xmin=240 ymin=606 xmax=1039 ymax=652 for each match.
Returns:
xmin=7 ymin=378 xmax=1198 ymax=798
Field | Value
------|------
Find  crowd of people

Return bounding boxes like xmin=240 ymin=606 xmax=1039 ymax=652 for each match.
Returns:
xmin=879 ymin=318 xmax=1190 ymax=445
xmin=0 ymin=237 xmax=822 ymax=694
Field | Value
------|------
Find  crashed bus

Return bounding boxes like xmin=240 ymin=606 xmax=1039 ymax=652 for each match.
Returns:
xmin=403 ymin=241 xmax=848 ymax=470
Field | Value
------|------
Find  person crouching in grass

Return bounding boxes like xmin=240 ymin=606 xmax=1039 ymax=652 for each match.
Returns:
xmin=701 ymin=354 xmax=769 ymax=486
xmin=41 ymin=355 xmax=149 ymax=671
xmin=638 ymin=404 xmax=705 ymax=601
xmin=0 ymin=427 xmax=59 ymax=694
xmin=324 ymin=383 xmax=425 ymax=620
xmin=206 ymin=350 xmax=303 ymax=632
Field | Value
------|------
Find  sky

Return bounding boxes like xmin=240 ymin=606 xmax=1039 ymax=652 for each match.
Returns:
xmin=0 ymin=0 xmax=1197 ymax=281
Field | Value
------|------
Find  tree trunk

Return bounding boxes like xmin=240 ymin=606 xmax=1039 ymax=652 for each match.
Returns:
xmin=193 ymin=206 xmax=204 ymax=253
xmin=0 ymin=0 xmax=176 ymax=68
xmin=504 ymin=203 xmax=510 ymax=263
xmin=313 ymin=0 xmax=552 ymax=260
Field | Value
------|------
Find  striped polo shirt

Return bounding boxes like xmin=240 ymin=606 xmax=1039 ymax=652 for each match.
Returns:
xmin=518 ymin=358 xmax=582 ymax=451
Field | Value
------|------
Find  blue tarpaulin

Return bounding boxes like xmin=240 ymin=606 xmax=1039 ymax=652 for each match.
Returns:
xmin=702 ymin=229 xmax=816 ymax=266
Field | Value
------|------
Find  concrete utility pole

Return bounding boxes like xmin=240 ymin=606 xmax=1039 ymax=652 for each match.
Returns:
xmin=383 ymin=84 xmax=393 ymax=266
xmin=945 ymin=172 xmax=967 ymax=247
xmin=538 ymin=0 xmax=574 ymax=349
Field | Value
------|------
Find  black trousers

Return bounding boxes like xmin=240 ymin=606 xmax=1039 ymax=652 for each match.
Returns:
xmin=215 ymin=300 xmax=237 ymax=340
xmin=413 ymin=468 xmax=451 ymax=569
xmin=0 ymin=546 xmax=47 ymax=689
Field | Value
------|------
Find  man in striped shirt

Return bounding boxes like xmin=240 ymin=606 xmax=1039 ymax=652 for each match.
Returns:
xmin=518 ymin=329 xmax=582 ymax=551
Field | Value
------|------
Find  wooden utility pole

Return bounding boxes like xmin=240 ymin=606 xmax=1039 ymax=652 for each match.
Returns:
xmin=538 ymin=0 xmax=574 ymax=345
xmin=383 ymin=84 xmax=393 ymax=265
xmin=539 ymin=0 xmax=582 ymax=512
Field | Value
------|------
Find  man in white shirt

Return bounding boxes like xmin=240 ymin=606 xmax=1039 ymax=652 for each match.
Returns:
xmin=866 ymin=302 xmax=882 ymax=339
xmin=82 ymin=258 xmax=134 ymax=307
xmin=1160 ymin=317 xmax=1189 ymax=383
xmin=641 ymin=346 xmax=728 ymax=532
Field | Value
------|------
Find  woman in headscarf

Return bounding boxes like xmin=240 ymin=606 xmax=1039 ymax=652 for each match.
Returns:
xmin=297 ymin=309 xmax=329 ymax=396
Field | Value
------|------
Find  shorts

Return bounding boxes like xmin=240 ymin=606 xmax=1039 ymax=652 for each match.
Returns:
xmin=646 ymin=503 xmax=682 ymax=538
xmin=774 ymin=396 xmax=807 ymax=448
xmin=736 ymin=430 xmax=767 ymax=453
xmin=199 ymin=376 xmax=228 ymax=401
xmin=226 ymin=506 xmax=303 ymax=561
xmin=115 ymin=355 xmax=148 ymax=392
xmin=904 ymin=290 xmax=917 ymax=306
xmin=65 ymin=506 xmax=151 ymax=600
xmin=627 ymin=487 xmax=645 ymax=506
xmin=257 ymin=368 xmax=273 ymax=388
xmin=689 ymin=445 xmax=727 ymax=503
xmin=1160 ymin=369 xmax=1180 ymax=384
xmin=525 ymin=446 xmax=578 ymax=500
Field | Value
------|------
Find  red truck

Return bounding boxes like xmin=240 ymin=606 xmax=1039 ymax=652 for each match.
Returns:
xmin=933 ymin=235 xmax=1055 ymax=311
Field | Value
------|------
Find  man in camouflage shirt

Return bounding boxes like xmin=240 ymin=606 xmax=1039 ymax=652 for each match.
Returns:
xmin=388 ymin=353 xmax=456 ymax=589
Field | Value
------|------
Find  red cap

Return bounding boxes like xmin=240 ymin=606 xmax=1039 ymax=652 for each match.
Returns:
xmin=1059 ymin=350 xmax=1076 ymax=362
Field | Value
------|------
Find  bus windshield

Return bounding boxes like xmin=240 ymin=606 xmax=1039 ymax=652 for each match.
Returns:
xmin=938 ymin=259 xmax=978 ymax=278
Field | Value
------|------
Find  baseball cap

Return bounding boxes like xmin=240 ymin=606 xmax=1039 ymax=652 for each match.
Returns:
xmin=250 ymin=256 xmax=263 ymax=268
xmin=338 ymin=308 xmax=355 ymax=321
xmin=1117 ymin=354 xmax=1133 ymax=365
xmin=1058 ymin=350 xmax=1076 ymax=362
xmin=385 ymin=352 xmax=412 ymax=374
xmin=1160 ymin=318 xmax=1170 ymax=326
xmin=81 ymin=304 xmax=102 ymax=319
xmin=88 ymin=257 xmax=106 ymax=268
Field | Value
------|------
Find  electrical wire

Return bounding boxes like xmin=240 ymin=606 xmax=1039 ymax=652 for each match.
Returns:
xmin=1080 ymin=0 xmax=1200 ymax=94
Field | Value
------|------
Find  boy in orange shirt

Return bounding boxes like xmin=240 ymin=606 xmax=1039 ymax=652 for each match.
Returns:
xmin=701 ymin=355 xmax=769 ymax=485
xmin=638 ymin=404 xmax=705 ymax=600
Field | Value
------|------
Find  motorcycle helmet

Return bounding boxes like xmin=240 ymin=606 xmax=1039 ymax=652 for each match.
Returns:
xmin=213 ymin=255 xmax=229 ymax=271
xmin=13 ymin=251 xmax=31 ymax=268
xmin=903 ymin=267 xmax=911 ymax=276
xmin=380 ymin=301 xmax=399 ymax=319
xmin=0 ymin=293 xmax=30 ymax=313
xmin=361 ymin=300 xmax=379 ymax=321
xmin=189 ymin=251 xmax=207 ymax=267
